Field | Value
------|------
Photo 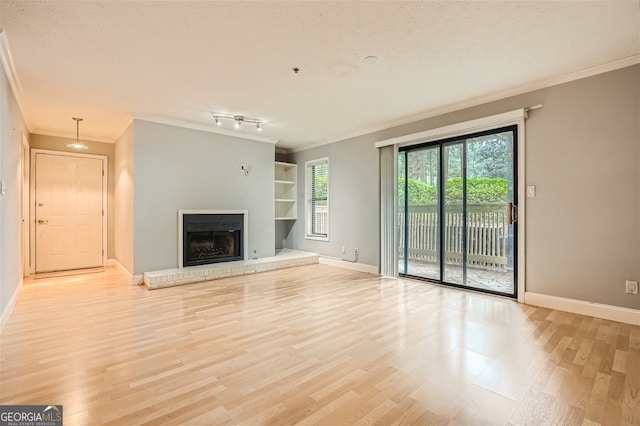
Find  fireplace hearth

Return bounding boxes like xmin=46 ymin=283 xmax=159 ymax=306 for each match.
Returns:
xmin=180 ymin=212 xmax=246 ymax=267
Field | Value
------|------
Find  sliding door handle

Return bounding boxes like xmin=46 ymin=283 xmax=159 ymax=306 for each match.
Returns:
xmin=508 ymin=203 xmax=517 ymax=224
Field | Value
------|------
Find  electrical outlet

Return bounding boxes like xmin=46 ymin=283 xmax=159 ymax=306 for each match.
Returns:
xmin=341 ymin=246 xmax=346 ymax=254
xmin=626 ymin=280 xmax=638 ymax=294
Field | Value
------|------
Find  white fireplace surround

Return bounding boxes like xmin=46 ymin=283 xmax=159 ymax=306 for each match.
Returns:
xmin=177 ymin=209 xmax=249 ymax=269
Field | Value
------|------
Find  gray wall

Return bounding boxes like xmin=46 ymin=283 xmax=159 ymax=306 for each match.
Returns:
xmin=524 ymin=66 xmax=638 ymax=309
xmin=132 ymin=119 xmax=275 ymax=275
xmin=289 ymin=137 xmax=380 ymax=266
xmin=114 ymin=122 xmax=135 ymax=274
xmin=288 ymin=65 xmax=639 ymax=310
xmin=0 ymin=62 xmax=28 ymax=317
xmin=29 ymin=134 xmax=116 ymax=259
xmin=275 ymin=220 xmax=294 ymax=251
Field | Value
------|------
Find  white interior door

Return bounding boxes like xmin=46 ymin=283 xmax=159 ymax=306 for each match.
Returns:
xmin=35 ymin=153 xmax=104 ymax=272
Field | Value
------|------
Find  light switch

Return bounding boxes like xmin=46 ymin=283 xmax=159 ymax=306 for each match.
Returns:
xmin=527 ymin=185 xmax=536 ymax=197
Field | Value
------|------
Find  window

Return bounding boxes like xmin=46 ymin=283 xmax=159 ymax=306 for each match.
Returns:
xmin=305 ymin=157 xmax=329 ymax=240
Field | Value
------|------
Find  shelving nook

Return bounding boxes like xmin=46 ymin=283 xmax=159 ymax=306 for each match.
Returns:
xmin=275 ymin=161 xmax=297 ymax=220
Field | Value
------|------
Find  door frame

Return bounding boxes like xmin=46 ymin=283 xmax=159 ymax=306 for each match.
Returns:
xmin=398 ymin=125 xmax=519 ymax=298
xmin=29 ymin=149 xmax=108 ymax=274
xmin=377 ymin=109 xmax=526 ymax=303
xmin=22 ymin=133 xmax=30 ymax=277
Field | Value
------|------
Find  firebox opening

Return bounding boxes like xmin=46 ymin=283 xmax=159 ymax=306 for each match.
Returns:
xmin=188 ymin=231 xmax=239 ymax=261
xmin=182 ymin=213 xmax=244 ymax=267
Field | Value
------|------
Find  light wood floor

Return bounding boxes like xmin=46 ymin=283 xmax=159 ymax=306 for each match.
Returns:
xmin=1 ymin=265 xmax=638 ymax=425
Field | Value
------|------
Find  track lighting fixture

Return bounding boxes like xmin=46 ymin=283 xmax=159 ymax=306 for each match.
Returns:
xmin=211 ymin=112 xmax=263 ymax=131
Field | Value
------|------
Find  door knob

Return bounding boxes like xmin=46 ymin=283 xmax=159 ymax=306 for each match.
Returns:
xmin=37 ymin=219 xmax=48 ymax=225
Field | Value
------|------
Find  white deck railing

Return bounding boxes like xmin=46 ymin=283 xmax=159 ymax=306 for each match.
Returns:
xmin=398 ymin=203 xmax=510 ymax=269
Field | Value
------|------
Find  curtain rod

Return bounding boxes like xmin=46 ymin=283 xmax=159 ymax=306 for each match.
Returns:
xmin=524 ymin=104 xmax=543 ymax=119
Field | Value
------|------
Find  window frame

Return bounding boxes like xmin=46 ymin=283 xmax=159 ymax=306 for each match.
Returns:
xmin=305 ymin=157 xmax=329 ymax=241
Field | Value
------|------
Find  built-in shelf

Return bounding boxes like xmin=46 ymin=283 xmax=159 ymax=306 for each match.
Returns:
xmin=275 ymin=162 xmax=297 ymax=220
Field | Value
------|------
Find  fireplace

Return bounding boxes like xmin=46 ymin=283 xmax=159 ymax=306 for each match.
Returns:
xmin=179 ymin=211 xmax=248 ymax=268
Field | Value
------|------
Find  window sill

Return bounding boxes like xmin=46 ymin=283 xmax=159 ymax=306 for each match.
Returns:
xmin=305 ymin=235 xmax=329 ymax=242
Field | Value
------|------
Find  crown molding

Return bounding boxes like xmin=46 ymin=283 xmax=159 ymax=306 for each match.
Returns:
xmin=0 ymin=31 xmax=32 ymax=131
xmin=132 ymin=113 xmax=279 ymax=144
xmin=291 ymin=54 xmax=640 ymax=153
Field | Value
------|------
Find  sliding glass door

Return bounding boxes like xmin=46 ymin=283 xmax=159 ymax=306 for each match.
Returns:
xmin=398 ymin=126 xmax=517 ymax=298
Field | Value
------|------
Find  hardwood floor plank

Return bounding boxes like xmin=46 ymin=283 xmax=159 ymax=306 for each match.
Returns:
xmin=623 ymin=348 xmax=640 ymax=425
xmin=1 ymin=264 xmax=638 ymax=425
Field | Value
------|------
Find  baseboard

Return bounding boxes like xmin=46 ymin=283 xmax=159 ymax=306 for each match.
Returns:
xmin=524 ymin=292 xmax=640 ymax=326
xmin=319 ymin=256 xmax=379 ymax=274
xmin=107 ymin=258 xmax=142 ymax=285
xmin=1 ymin=278 xmax=23 ymax=334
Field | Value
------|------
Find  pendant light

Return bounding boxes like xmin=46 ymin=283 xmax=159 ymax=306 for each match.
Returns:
xmin=66 ymin=117 xmax=89 ymax=150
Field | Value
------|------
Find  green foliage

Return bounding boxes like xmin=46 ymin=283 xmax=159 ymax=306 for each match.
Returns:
xmin=398 ymin=133 xmax=514 ymax=184
xmin=446 ymin=177 xmax=508 ymax=204
xmin=398 ymin=178 xmax=437 ymax=205
xmin=312 ymin=163 xmax=328 ymax=199
xmin=399 ymin=177 xmax=508 ymax=206
xmin=466 ymin=134 xmax=513 ymax=179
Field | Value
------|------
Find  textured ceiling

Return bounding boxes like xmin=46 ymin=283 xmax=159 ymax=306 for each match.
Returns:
xmin=0 ymin=1 xmax=638 ymax=150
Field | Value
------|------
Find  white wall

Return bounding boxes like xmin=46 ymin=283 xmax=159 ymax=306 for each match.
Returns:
xmin=132 ymin=120 xmax=275 ymax=275
xmin=114 ymin=121 xmax=135 ymax=275
xmin=0 ymin=61 xmax=27 ymax=319
xmin=289 ymin=65 xmax=639 ymax=310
